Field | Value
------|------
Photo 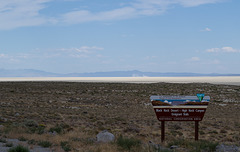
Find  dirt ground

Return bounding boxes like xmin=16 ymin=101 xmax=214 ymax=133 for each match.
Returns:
xmin=0 ymin=82 xmax=239 ymax=151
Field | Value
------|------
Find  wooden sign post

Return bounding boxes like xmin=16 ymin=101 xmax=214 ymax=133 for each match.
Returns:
xmin=150 ymin=95 xmax=210 ymax=142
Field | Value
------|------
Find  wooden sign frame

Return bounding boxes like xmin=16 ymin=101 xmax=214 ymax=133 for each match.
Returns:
xmin=150 ymin=95 xmax=210 ymax=142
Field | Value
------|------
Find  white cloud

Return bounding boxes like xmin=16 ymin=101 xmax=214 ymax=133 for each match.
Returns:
xmin=175 ymin=0 xmax=223 ymax=7
xmin=0 ymin=52 xmax=33 ymax=62
xmin=42 ymin=46 xmax=104 ymax=58
xmin=202 ymin=59 xmax=220 ymax=65
xmin=0 ymin=0 xmax=51 ymax=30
xmin=221 ymin=47 xmax=239 ymax=53
xmin=61 ymin=0 xmax=224 ymax=24
xmin=59 ymin=46 xmax=104 ymax=58
xmin=206 ymin=48 xmax=220 ymax=53
xmin=0 ymin=53 xmax=6 ymax=58
xmin=0 ymin=0 xmax=225 ymax=29
xmin=212 ymin=59 xmax=220 ymax=64
xmin=206 ymin=47 xmax=240 ymax=53
xmin=0 ymin=53 xmax=23 ymax=63
xmin=69 ymin=54 xmax=88 ymax=58
xmin=61 ymin=7 xmax=137 ymax=24
xmin=187 ymin=57 xmax=220 ymax=65
xmin=190 ymin=57 xmax=200 ymax=61
xmin=0 ymin=46 xmax=104 ymax=62
xmin=145 ymin=56 xmax=157 ymax=60
xmin=201 ymin=27 xmax=212 ymax=32
xmin=60 ymin=46 xmax=103 ymax=54
xmin=78 ymin=46 xmax=104 ymax=52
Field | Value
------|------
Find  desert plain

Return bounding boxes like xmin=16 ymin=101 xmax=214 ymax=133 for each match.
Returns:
xmin=0 ymin=80 xmax=239 ymax=151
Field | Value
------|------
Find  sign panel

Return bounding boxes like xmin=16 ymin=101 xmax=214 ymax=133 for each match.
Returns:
xmin=151 ymin=95 xmax=210 ymax=121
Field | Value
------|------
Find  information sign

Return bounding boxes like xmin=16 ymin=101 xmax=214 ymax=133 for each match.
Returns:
xmin=150 ymin=95 xmax=210 ymax=121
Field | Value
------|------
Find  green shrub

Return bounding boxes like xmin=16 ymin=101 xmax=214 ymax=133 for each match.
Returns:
xmin=116 ymin=136 xmax=141 ymax=151
xmin=8 ymin=145 xmax=29 ymax=152
xmin=158 ymin=149 xmax=172 ymax=152
xmin=60 ymin=141 xmax=71 ymax=152
xmin=59 ymin=123 xmax=71 ymax=129
xmin=18 ymin=136 xmax=27 ymax=141
xmin=220 ymin=129 xmax=227 ymax=134
xmin=167 ymin=138 xmax=185 ymax=147
xmin=190 ymin=140 xmax=218 ymax=152
xmin=168 ymin=139 xmax=218 ymax=152
xmin=170 ymin=130 xmax=183 ymax=136
xmin=0 ymin=138 xmax=7 ymax=143
xmin=5 ymin=143 xmax=13 ymax=147
xmin=36 ymin=125 xmax=46 ymax=134
xmin=49 ymin=125 xmax=63 ymax=134
xmin=24 ymin=120 xmax=38 ymax=128
xmin=199 ymin=130 xmax=205 ymax=135
xmin=23 ymin=120 xmax=46 ymax=134
xmin=27 ymin=139 xmax=37 ymax=145
xmin=3 ymin=125 xmax=14 ymax=134
xmin=148 ymin=144 xmax=172 ymax=152
xmin=49 ymin=123 xmax=71 ymax=134
xmin=72 ymin=137 xmax=94 ymax=145
xmin=38 ymin=141 xmax=52 ymax=148
xmin=209 ymin=130 xmax=218 ymax=134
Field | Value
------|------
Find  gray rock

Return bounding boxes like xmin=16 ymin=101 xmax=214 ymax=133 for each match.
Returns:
xmin=96 ymin=130 xmax=115 ymax=143
xmin=30 ymin=146 xmax=52 ymax=152
xmin=0 ymin=147 xmax=10 ymax=152
xmin=0 ymin=143 xmax=6 ymax=146
xmin=48 ymin=131 xmax=57 ymax=136
xmin=0 ymin=117 xmax=8 ymax=122
xmin=148 ymin=141 xmax=172 ymax=152
xmin=148 ymin=141 xmax=161 ymax=150
xmin=170 ymin=145 xmax=178 ymax=149
xmin=216 ymin=144 xmax=240 ymax=152
xmin=6 ymin=139 xmax=22 ymax=147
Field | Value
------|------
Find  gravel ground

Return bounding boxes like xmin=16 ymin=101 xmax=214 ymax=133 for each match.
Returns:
xmin=0 ymin=139 xmax=52 ymax=152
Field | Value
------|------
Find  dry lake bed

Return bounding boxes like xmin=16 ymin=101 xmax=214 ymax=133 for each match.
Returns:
xmin=0 ymin=76 xmax=240 ymax=85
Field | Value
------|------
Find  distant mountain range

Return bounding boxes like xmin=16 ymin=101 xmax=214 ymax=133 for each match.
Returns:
xmin=0 ymin=69 xmax=240 ymax=77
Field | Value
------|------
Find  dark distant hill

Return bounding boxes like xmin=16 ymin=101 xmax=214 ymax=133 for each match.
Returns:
xmin=0 ymin=69 xmax=240 ymax=77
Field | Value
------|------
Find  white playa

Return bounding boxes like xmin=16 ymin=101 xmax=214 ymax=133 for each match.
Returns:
xmin=0 ymin=77 xmax=240 ymax=86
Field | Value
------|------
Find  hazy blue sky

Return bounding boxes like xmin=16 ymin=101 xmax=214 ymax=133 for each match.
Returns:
xmin=0 ymin=0 xmax=239 ymax=74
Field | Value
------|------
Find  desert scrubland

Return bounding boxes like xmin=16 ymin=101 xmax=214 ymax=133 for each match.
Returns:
xmin=0 ymin=82 xmax=239 ymax=151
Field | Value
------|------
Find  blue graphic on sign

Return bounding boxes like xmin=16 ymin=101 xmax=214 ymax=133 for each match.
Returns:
xmin=197 ymin=94 xmax=205 ymax=102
